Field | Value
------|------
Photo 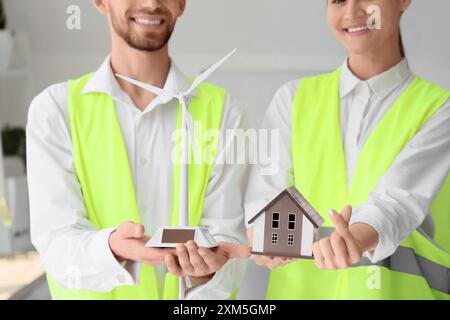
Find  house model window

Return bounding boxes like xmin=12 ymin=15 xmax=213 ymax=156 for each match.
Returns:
xmin=248 ymin=186 xmax=325 ymax=259
xmin=271 ymin=233 xmax=278 ymax=245
xmin=288 ymin=213 xmax=296 ymax=230
xmin=288 ymin=234 xmax=294 ymax=246
xmin=272 ymin=212 xmax=279 ymax=229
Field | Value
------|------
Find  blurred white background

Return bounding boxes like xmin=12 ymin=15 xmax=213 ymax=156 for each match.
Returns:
xmin=0 ymin=0 xmax=449 ymax=299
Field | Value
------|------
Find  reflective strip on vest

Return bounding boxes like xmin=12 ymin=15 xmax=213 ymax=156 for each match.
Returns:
xmin=317 ymin=227 xmax=450 ymax=295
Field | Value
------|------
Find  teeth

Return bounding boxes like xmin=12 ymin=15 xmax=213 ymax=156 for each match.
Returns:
xmin=134 ymin=18 xmax=162 ymax=26
xmin=347 ymin=25 xmax=369 ymax=33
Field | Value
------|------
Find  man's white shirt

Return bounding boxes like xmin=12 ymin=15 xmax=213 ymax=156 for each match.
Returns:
xmin=27 ymin=56 xmax=248 ymax=299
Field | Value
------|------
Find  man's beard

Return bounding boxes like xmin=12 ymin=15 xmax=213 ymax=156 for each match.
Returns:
xmin=110 ymin=7 xmax=175 ymax=52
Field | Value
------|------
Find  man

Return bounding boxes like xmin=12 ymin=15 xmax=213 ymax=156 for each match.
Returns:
xmin=27 ymin=0 xmax=249 ymax=300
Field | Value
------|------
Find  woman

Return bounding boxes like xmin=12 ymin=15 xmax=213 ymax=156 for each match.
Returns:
xmin=245 ymin=0 xmax=450 ymax=299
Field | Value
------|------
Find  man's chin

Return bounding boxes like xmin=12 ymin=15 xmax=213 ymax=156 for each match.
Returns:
xmin=122 ymin=29 xmax=172 ymax=52
xmin=112 ymin=23 xmax=172 ymax=52
xmin=128 ymin=41 xmax=168 ymax=52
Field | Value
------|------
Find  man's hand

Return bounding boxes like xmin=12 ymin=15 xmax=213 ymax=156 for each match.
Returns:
xmin=164 ymin=240 xmax=250 ymax=286
xmin=108 ymin=221 xmax=176 ymax=266
xmin=312 ymin=205 xmax=379 ymax=270
xmin=247 ymin=227 xmax=297 ymax=269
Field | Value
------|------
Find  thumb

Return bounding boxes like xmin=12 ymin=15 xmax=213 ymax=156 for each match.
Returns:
xmin=116 ymin=221 xmax=145 ymax=239
xmin=218 ymin=242 xmax=251 ymax=259
xmin=341 ymin=205 xmax=353 ymax=223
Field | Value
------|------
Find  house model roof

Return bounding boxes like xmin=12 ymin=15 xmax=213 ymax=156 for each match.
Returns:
xmin=248 ymin=187 xmax=324 ymax=228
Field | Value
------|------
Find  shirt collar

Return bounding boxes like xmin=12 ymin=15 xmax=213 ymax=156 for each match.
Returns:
xmin=339 ymin=58 xmax=412 ymax=98
xmin=81 ymin=55 xmax=197 ymax=101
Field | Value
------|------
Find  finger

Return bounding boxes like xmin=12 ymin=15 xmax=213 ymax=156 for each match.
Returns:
xmin=116 ymin=221 xmax=145 ymax=239
xmin=165 ymin=254 xmax=183 ymax=277
xmin=253 ymin=254 xmax=274 ymax=266
xmin=312 ymin=242 xmax=325 ymax=269
xmin=140 ymin=247 xmax=176 ymax=265
xmin=329 ymin=210 xmax=353 ymax=241
xmin=198 ymin=248 xmax=222 ymax=271
xmin=247 ymin=227 xmax=253 ymax=247
xmin=265 ymin=257 xmax=286 ymax=270
xmin=339 ymin=206 xmax=363 ymax=263
xmin=265 ymin=259 xmax=278 ymax=269
xmin=318 ymin=238 xmax=337 ymax=270
xmin=274 ymin=257 xmax=291 ymax=266
xmin=186 ymin=241 xmax=210 ymax=274
xmin=253 ymin=255 xmax=270 ymax=266
xmin=176 ymin=244 xmax=195 ymax=274
xmin=346 ymin=240 xmax=363 ymax=265
xmin=330 ymin=232 xmax=351 ymax=269
xmin=217 ymin=242 xmax=251 ymax=259
xmin=156 ymin=248 xmax=178 ymax=262
xmin=258 ymin=256 xmax=279 ymax=270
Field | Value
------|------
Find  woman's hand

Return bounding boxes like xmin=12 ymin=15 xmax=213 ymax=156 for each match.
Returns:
xmin=312 ymin=205 xmax=379 ymax=270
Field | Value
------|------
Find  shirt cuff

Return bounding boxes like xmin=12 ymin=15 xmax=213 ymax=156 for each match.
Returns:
xmin=88 ymin=228 xmax=137 ymax=288
xmin=349 ymin=205 xmax=397 ymax=263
